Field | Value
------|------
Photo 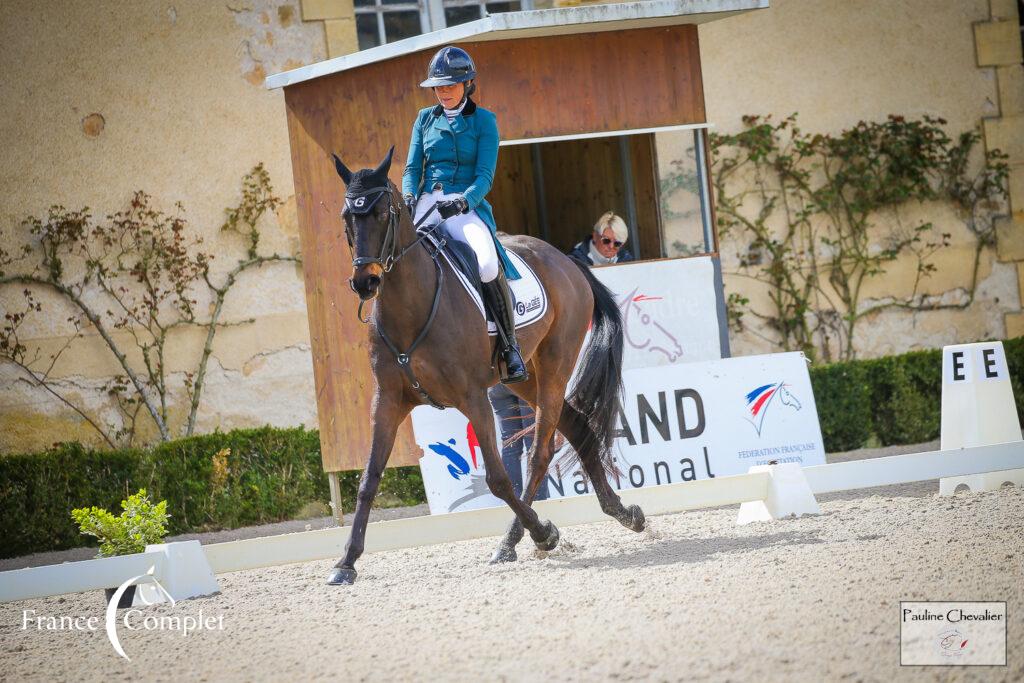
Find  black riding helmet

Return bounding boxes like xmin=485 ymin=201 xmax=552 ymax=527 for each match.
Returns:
xmin=420 ymin=46 xmax=477 ymax=95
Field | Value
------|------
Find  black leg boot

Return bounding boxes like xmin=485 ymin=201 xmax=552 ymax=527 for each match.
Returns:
xmin=483 ymin=270 xmax=529 ymax=384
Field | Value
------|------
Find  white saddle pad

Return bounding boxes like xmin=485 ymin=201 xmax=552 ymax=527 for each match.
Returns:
xmin=437 ymin=249 xmax=548 ymax=335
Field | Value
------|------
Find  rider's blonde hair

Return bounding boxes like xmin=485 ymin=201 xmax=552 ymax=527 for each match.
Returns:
xmin=593 ymin=211 xmax=628 ymax=244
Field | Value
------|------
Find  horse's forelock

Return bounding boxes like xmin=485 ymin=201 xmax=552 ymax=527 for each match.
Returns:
xmin=346 ymin=168 xmax=392 ymax=196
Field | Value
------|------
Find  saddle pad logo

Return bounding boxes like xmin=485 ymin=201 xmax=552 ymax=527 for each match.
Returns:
xmin=515 ymin=296 xmax=542 ymax=317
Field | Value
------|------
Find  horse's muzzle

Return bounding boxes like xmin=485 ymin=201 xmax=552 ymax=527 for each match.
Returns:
xmin=350 ymin=268 xmax=382 ymax=301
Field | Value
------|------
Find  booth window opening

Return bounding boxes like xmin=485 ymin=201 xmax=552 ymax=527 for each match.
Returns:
xmin=489 ymin=128 xmax=716 ymax=264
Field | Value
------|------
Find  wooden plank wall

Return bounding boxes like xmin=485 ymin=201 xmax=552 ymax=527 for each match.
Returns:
xmin=284 ymin=25 xmax=704 ymax=472
xmin=489 ymin=144 xmax=540 ymax=239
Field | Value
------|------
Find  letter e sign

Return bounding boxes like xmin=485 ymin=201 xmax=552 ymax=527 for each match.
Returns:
xmin=943 ymin=343 xmax=1008 ymax=384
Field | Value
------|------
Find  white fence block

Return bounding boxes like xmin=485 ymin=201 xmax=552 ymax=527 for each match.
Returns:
xmin=135 ymin=541 xmax=219 ymax=604
xmin=737 ymin=463 xmax=820 ymax=524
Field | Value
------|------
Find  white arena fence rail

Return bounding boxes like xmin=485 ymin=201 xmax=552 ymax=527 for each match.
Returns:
xmin=1 ymin=441 xmax=1022 ymax=604
xmin=0 ymin=550 xmax=164 ymax=603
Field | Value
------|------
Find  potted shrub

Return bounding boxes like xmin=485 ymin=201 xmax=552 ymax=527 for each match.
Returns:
xmin=71 ymin=489 xmax=170 ymax=608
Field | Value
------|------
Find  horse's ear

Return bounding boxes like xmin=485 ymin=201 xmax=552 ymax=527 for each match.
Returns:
xmin=373 ymin=146 xmax=395 ymax=177
xmin=332 ymin=153 xmax=352 ymax=185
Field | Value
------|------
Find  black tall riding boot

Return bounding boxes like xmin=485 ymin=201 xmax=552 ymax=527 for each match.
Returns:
xmin=483 ymin=270 xmax=529 ymax=384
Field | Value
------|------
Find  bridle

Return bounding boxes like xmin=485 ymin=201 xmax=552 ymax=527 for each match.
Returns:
xmin=342 ymin=184 xmax=448 ymax=409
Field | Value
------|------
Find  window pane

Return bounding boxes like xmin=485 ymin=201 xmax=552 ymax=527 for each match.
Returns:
xmin=445 ymin=5 xmax=482 ymax=26
xmin=485 ymin=2 xmax=520 ymax=14
xmin=383 ymin=10 xmax=421 ymax=42
xmin=382 ymin=0 xmax=417 ymax=5
xmin=656 ymin=130 xmax=709 ymax=257
xmin=356 ymin=13 xmax=380 ymax=50
xmin=354 ymin=0 xmax=375 ymax=6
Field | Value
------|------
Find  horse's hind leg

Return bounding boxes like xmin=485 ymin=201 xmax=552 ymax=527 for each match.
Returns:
xmin=460 ymin=390 xmax=558 ymax=557
xmin=489 ymin=375 xmax=564 ymax=563
xmin=559 ymin=401 xmax=646 ymax=533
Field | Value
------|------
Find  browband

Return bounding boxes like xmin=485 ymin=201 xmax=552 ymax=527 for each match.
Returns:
xmin=345 ymin=186 xmax=390 ymax=215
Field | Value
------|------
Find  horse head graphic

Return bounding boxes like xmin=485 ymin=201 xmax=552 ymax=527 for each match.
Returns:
xmin=745 ymin=380 xmax=802 ymax=436
xmin=618 ymin=288 xmax=684 ymax=362
xmin=777 ymin=383 xmax=802 ymax=410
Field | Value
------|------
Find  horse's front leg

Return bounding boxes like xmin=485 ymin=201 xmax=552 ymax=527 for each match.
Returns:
xmin=327 ymin=392 xmax=412 ymax=585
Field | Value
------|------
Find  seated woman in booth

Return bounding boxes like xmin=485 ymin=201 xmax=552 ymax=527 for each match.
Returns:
xmin=568 ymin=211 xmax=635 ymax=266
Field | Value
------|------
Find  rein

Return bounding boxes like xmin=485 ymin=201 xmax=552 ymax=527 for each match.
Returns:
xmin=345 ymin=187 xmax=448 ymax=409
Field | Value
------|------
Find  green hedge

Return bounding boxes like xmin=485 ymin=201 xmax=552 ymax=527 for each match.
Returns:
xmin=3 ymin=338 xmax=1022 ymax=559
xmin=0 ymin=426 xmax=423 ymax=559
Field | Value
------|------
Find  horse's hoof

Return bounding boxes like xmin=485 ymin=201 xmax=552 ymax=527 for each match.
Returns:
xmin=625 ymin=504 xmax=646 ymax=532
xmin=326 ymin=567 xmax=357 ymax=585
xmin=489 ymin=545 xmax=517 ymax=564
xmin=534 ymin=521 xmax=560 ymax=551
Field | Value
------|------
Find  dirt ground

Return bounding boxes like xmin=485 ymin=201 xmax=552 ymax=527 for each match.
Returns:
xmin=2 ymin=439 xmax=1022 ymax=682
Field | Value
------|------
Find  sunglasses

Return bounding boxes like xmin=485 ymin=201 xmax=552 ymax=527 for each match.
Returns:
xmin=600 ymin=237 xmax=624 ymax=248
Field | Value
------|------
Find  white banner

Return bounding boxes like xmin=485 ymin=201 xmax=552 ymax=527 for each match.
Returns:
xmin=591 ymin=257 xmax=722 ymax=368
xmin=414 ymin=352 xmax=826 ymax=515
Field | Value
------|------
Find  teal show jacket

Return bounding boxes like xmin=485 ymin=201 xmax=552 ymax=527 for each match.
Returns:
xmin=402 ymin=99 xmax=521 ymax=279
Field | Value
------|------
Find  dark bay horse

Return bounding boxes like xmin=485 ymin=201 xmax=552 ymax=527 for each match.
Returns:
xmin=327 ymin=148 xmax=646 ymax=585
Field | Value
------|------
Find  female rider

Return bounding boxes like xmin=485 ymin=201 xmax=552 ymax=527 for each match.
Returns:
xmin=402 ymin=45 xmax=528 ymax=385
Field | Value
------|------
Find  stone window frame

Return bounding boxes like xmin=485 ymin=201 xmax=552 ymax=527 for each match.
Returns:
xmin=354 ymin=0 xmax=533 ymax=49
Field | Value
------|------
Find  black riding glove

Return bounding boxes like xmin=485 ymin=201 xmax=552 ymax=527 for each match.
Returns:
xmin=437 ymin=196 xmax=469 ymax=220
xmin=403 ymin=193 xmax=417 ymax=216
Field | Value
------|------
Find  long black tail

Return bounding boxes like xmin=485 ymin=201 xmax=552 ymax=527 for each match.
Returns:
xmin=561 ymin=257 xmax=625 ymax=479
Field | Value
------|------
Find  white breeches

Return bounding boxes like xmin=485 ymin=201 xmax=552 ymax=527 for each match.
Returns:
xmin=414 ymin=189 xmax=500 ymax=283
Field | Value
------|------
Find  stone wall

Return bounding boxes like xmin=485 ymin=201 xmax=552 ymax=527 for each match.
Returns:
xmin=981 ymin=0 xmax=1024 ymax=336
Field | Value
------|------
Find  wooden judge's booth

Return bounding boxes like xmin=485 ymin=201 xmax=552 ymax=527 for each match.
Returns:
xmin=265 ymin=0 xmax=766 ymax=516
